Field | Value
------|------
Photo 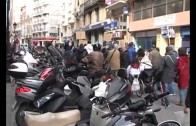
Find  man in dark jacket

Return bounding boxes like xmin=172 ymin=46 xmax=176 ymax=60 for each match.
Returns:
xmin=157 ymin=46 xmax=178 ymax=106
xmin=128 ymin=42 xmax=136 ymax=63
xmin=119 ymin=47 xmax=129 ymax=68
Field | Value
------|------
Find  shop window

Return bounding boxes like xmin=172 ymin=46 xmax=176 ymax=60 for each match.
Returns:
xmin=136 ymin=37 xmax=156 ymax=51
xmin=167 ymin=0 xmax=183 ymax=14
xmin=153 ymin=0 xmax=166 ymax=17
xmin=185 ymin=0 xmax=190 ymax=11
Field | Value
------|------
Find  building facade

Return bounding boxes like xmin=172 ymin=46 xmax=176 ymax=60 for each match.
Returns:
xmin=128 ymin=0 xmax=190 ymax=55
xmin=105 ymin=0 xmax=129 ymax=47
xmin=32 ymin=0 xmax=63 ymax=46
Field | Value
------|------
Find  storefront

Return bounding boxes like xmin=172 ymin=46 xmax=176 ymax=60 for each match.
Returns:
xmin=134 ymin=30 xmax=157 ymax=51
xmin=180 ymin=26 xmax=190 ymax=55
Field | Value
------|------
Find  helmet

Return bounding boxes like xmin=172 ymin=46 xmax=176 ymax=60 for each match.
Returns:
xmin=8 ymin=62 xmax=28 ymax=78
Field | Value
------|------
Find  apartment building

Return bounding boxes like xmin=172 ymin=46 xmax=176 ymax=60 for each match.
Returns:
xmin=75 ymin=0 xmax=108 ymax=45
xmin=128 ymin=0 xmax=190 ymax=55
xmin=61 ymin=0 xmax=76 ymax=42
xmin=105 ymin=0 xmax=129 ymax=47
xmin=32 ymin=0 xmax=63 ymax=46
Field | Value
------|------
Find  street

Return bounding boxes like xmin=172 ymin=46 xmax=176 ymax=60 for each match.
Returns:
xmin=6 ymin=82 xmax=190 ymax=126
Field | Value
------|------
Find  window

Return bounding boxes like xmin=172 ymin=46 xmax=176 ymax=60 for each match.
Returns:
xmin=133 ymin=0 xmax=142 ymax=21
xmin=185 ymin=0 xmax=190 ymax=11
xmin=142 ymin=0 xmax=152 ymax=19
xmin=95 ymin=9 xmax=99 ymax=22
xmin=153 ymin=0 xmax=166 ymax=17
xmin=167 ymin=0 xmax=183 ymax=14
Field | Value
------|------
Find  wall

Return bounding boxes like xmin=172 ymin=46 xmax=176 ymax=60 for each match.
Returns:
xmin=129 ymin=11 xmax=190 ymax=32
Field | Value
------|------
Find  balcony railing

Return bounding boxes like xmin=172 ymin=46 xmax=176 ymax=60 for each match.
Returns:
xmin=84 ymin=0 xmax=105 ymax=11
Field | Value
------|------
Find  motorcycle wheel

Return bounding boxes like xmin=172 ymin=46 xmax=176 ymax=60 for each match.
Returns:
xmin=136 ymin=80 xmax=144 ymax=97
xmin=15 ymin=103 xmax=36 ymax=126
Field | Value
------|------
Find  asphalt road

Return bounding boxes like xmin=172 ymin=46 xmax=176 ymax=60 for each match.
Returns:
xmin=6 ymin=82 xmax=190 ymax=126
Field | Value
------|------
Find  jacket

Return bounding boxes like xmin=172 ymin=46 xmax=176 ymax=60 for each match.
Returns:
xmin=120 ymin=50 xmax=129 ymax=68
xmin=81 ymin=51 xmax=104 ymax=75
xmin=149 ymin=49 xmax=162 ymax=69
xmin=105 ymin=48 xmax=120 ymax=71
xmin=128 ymin=47 xmax=136 ymax=63
xmin=158 ymin=52 xmax=178 ymax=83
xmin=176 ymin=56 xmax=189 ymax=89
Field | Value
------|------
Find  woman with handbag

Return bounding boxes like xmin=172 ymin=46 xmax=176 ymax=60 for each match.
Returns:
xmin=175 ymin=47 xmax=190 ymax=106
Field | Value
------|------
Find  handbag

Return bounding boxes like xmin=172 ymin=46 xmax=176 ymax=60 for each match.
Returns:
xmin=131 ymin=78 xmax=140 ymax=91
xmin=104 ymin=49 xmax=116 ymax=72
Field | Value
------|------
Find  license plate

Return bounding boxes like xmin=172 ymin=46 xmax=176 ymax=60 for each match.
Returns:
xmin=11 ymin=101 xmax=17 ymax=111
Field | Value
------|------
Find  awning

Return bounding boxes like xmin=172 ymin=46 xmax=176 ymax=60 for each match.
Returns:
xmin=106 ymin=0 xmax=127 ymax=10
xmin=32 ymin=37 xmax=57 ymax=41
xmin=85 ymin=19 xmax=111 ymax=31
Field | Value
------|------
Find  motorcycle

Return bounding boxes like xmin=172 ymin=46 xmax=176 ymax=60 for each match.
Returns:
xmin=101 ymin=92 xmax=171 ymax=126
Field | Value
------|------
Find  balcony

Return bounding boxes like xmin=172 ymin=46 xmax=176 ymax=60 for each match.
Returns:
xmin=33 ymin=28 xmax=48 ymax=33
xmin=84 ymin=0 xmax=105 ymax=12
xmin=68 ymin=15 xmax=76 ymax=24
xmin=33 ymin=12 xmax=43 ymax=17
xmin=106 ymin=0 xmax=127 ymax=10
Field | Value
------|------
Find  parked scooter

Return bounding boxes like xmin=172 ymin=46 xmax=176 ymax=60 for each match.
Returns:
xmin=101 ymin=92 xmax=171 ymax=126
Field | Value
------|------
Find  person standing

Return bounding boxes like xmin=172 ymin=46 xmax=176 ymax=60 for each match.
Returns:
xmin=119 ymin=47 xmax=129 ymax=69
xmin=157 ymin=46 xmax=178 ymax=107
xmin=105 ymin=44 xmax=120 ymax=76
xmin=184 ymin=85 xmax=190 ymax=113
xmin=128 ymin=42 xmax=136 ymax=63
xmin=149 ymin=45 xmax=162 ymax=90
xmin=175 ymin=47 xmax=190 ymax=106
xmin=81 ymin=44 xmax=104 ymax=87
xmin=149 ymin=45 xmax=162 ymax=70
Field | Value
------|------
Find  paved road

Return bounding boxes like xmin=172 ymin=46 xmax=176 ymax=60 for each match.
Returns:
xmin=6 ymin=82 xmax=190 ymax=126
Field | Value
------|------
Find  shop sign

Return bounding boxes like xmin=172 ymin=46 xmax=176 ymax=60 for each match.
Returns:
xmin=123 ymin=7 xmax=129 ymax=15
xmin=113 ymin=31 xmax=122 ymax=38
xmin=154 ymin=14 xmax=176 ymax=27
xmin=105 ymin=0 xmax=113 ymax=5
xmin=161 ymin=26 xmax=175 ymax=38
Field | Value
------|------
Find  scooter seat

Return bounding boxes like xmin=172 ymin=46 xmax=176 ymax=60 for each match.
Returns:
xmin=25 ymin=76 xmax=40 ymax=80
xmin=24 ymin=109 xmax=80 ymax=126
xmin=17 ymin=79 xmax=43 ymax=89
xmin=128 ymin=100 xmax=146 ymax=111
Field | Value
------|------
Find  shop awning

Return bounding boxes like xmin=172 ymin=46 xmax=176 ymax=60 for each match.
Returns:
xmin=106 ymin=0 xmax=127 ymax=10
xmin=85 ymin=19 xmax=111 ymax=31
xmin=31 ymin=37 xmax=58 ymax=41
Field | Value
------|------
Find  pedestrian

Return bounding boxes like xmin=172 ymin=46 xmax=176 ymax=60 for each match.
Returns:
xmin=175 ymin=47 xmax=190 ymax=106
xmin=126 ymin=58 xmax=140 ymax=82
xmin=184 ymin=85 xmax=190 ymax=113
xmin=105 ymin=44 xmax=120 ymax=77
xmin=128 ymin=42 xmax=136 ymax=63
xmin=119 ymin=47 xmax=129 ymax=69
xmin=81 ymin=44 xmax=104 ymax=87
xmin=75 ymin=44 xmax=88 ymax=62
xmin=149 ymin=45 xmax=162 ymax=90
xmin=136 ymin=48 xmax=145 ymax=62
xmin=149 ymin=45 xmax=162 ymax=70
xmin=157 ymin=46 xmax=178 ymax=107
xmin=139 ymin=51 xmax=152 ymax=71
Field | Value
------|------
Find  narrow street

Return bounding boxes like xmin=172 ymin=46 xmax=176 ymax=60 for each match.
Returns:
xmin=6 ymin=82 xmax=190 ymax=126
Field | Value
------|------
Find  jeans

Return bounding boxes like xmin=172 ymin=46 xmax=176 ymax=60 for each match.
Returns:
xmin=163 ymin=82 xmax=175 ymax=105
xmin=179 ymin=88 xmax=188 ymax=103
xmin=170 ymin=81 xmax=176 ymax=94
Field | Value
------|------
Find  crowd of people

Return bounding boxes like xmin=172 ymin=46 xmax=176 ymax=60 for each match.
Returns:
xmin=6 ymin=39 xmax=190 ymax=114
